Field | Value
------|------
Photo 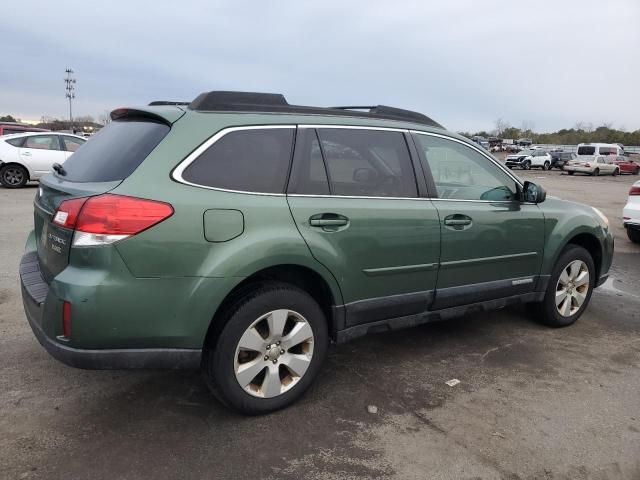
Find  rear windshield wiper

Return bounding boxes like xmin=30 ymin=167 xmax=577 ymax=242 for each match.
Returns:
xmin=52 ymin=163 xmax=67 ymax=176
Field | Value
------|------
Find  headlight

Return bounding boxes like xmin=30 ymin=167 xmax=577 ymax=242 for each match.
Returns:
xmin=592 ymin=207 xmax=609 ymax=228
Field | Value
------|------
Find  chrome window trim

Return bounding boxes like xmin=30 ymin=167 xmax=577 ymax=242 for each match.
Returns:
xmin=299 ymin=124 xmax=409 ymax=133
xmin=410 ymin=130 xmax=524 ymax=189
xmin=171 ymin=124 xmax=524 ymax=200
xmin=171 ymin=125 xmax=295 ymax=194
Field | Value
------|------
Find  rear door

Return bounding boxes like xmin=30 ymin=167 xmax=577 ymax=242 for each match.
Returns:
xmin=287 ymin=127 xmax=440 ymax=327
xmin=412 ymin=132 xmax=545 ymax=309
xmin=19 ymin=135 xmax=65 ymax=178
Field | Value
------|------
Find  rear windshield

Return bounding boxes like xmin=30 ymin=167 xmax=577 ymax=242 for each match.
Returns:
xmin=577 ymin=146 xmax=595 ymax=155
xmin=61 ymin=119 xmax=170 ymax=182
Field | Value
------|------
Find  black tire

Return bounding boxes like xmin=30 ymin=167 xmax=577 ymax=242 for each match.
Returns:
xmin=507 ymin=166 xmax=513 ymax=169
xmin=628 ymin=227 xmax=640 ymax=244
xmin=567 ymin=171 xmax=574 ymax=175
xmin=544 ymin=161 xmax=550 ymax=171
xmin=203 ymin=282 xmax=328 ymax=415
xmin=593 ymin=168 xmax=599 ymax=176
xmin=523 ymin=161 xmax=531 ymax=170
xmin=533 ymin=245 xmax=595 ymax=328
xmin=633 ymin=168 xmax=639 ymax=176
xmin=612 ymin=168 xmax=619 ymax=176
xmin=0 ymin=164 xmax=28 ymax=188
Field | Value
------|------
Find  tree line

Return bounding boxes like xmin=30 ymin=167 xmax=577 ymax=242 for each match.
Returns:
xmin=461 ymin=119 xmax=640 ymax=146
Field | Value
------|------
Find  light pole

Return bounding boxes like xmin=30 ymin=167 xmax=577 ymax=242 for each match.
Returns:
xmin=64 ymin=68 xmax=76 ymax=132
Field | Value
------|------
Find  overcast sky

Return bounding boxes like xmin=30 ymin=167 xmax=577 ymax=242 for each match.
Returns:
xmin=1 ymin=0 xmax=639 ymax=132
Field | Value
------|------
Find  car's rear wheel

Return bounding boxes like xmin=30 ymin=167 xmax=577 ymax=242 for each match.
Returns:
xmin=0 ymin=164 xmax=28 ymax=188
xmin=593 ymin=168 xmax=600 ymax=176
xmin=612 ymin=168 xmax=619 ymax=176
xmin=523 ymin=161 xmax=531 ymax=170
xmin=534 ymin=245 xmax=595 ymax=327
xmin=567 ymin=171 xmax=574 ymax=175
xmin=203 ymin=282 xmax=328 ymax=414
xmin=633 ymin=168 xmax=639 ymax=175
xmin=628 ymin=227 xmax=640 ymax=244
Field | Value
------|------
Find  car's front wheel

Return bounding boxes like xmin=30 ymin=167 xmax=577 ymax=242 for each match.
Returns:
xmin=0 ymin=164 xmax=28 ymax=188
xmin=628 ymin=227 xmax=640 ymax=244
xmin=544 ymin=161 xmax=550 ymax=170
xmin=523 ymin=161 xmax=531 ymax=170
xmin=612 ymin=168 xmax=619 ymax=176
xmin=567 ymin=171 xmax=574 ymax=175
xmin=534 ymin=245 xmax=595 ymax=327
xmin=203 ymin=282 xmax=328 ymax=414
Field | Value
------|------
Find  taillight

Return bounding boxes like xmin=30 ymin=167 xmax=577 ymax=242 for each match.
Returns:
xmin=53 ymin=194 xmax=174 ymax=247
xmin=630 ymin=185 xmax=640 ymax=196
xmin=53 ymin=197 xmax=89 ymax=229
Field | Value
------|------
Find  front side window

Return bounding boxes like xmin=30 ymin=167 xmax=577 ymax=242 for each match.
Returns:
xmin=23 ymin=135 xmax=60 ymax=150
xmin=62 ymin=136 xmax=85 ymax=152
xmin=182 ymin=128 xmax=295 ymax=193
xmin=316 ymin=129 xmax=417 ymax=197
xmin=414 ymin=134 xmax=517 ymax=201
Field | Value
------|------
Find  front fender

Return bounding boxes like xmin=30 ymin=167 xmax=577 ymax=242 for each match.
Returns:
xmin=539 ymin=197 xmax=612 ymax=278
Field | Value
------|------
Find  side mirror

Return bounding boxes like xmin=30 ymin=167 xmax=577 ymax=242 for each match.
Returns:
xmin=521 ymin=181 xmax=546 ymax=203
xmin=353 ymin=168 xmax=378 ymax=184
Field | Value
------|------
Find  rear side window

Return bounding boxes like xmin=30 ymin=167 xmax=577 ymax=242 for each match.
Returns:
xmin=61 ymin=119 xmax=169 ymax=182
xmin=5 ymin=137 xmax=25 ymax=147
xmin=316 ymin=129 xmax=417 ymax=197
xmin=577 ymin=146 xmax=596 ymax=155
xmin=24 ymin=135 xmax=60 ymax=150
xmin=599 ymin=147 xmax=616 ymax=156
xmin=182 ymin=128 xmax=295 ymax=193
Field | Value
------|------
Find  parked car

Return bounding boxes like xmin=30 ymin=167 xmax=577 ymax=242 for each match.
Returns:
xmin=550 ymin=151 xmax=577 ymax=170
xmin=505 ymin=144 xmax=521 ymax=153
xmin=0 ymin=132 xmax=86 ymax=188
xmin=564 ymin=155 xmax=620 ymax=176
xmin=20 ymin=91 xmax=614 ymax=414
xmin=0 ymin=122 xmax=49 ymax=136
xmin=505 ymin=149 xmax=552 ymax=170
xmin=517 ymin=138 xmax=532 ymax=146
xmin=612 ymin=155 xmax=639 ymax=175
xmin=576 ymin=143 xmax=623 ymax=158
xmin=623 ymin=181 xmax=640 ymax=243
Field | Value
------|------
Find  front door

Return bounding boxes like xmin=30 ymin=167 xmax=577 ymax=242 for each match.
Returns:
xmin=412 ymin=132 xmax=545 ymax=309
xmin=287 ymin=127 xmax=440 ymax=327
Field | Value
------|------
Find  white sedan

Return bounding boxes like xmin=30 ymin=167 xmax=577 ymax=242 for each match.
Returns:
xmin=623 ymin=180 xmax=640 ymax=243
xmin=0 ymin=132 xmax=86 ymax=188
xmin=563 ymin=155 xmax=620 ymax=176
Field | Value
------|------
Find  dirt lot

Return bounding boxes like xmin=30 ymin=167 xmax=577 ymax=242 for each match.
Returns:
xmin=1 ymin=174 xmax=639 ymax=480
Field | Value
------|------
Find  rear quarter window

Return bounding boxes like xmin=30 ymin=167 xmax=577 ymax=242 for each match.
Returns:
xmin=180 ymin=127 xmax=295 ymax=193
xmin=61 ymin=119 xmax=170 ymax=182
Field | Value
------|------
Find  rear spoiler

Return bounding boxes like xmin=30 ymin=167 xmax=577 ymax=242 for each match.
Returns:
xmin=110 ymin=106 xmax=185 ymax=125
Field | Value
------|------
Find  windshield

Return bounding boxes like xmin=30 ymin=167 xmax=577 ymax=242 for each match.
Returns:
xmin=61 ymin=119 xmax=170 ymax=182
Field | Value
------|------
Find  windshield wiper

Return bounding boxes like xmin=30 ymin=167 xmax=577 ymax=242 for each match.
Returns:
xmin=52 ymin=163 xmax=67 ymax=176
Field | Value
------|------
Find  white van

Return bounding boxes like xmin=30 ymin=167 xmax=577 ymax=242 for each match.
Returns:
xmin=576 ymin=143 xmax=623 ymax=157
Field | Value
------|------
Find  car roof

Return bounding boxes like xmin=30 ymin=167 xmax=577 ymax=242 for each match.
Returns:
xmin=1 ymin=131 xmax=86 ymax=140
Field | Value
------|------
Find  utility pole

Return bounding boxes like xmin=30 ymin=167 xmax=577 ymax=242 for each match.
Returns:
xmin=64 ymin=68 xmax=76 ymax=132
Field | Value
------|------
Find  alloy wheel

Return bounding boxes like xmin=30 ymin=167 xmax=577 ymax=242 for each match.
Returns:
xmin=234 ymin=309 xmax=314 ymax=398
xmin=3 ymin=167 xmax=24 ymax=186
xmin=555 ymin=260 xmax=590 ymax=317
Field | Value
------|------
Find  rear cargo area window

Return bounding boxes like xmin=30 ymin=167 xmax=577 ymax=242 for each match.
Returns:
xmin=577 ymin=146 xmax=596 ymax=155
xmin=61 ymin=119 xmax=170 ymax=182
xmin=182 ymin=128 xmax=295 ymax=193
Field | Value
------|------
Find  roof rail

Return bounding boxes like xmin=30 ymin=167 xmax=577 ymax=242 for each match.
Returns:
xmin=188 ymin=91 xmax=442 ymax=128
xmin=148 ymin=101 xmax=190 ymax=106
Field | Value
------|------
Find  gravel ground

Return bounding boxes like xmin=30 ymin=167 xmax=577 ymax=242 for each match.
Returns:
xmin=0 ymin=174 xmax=639 ymax=480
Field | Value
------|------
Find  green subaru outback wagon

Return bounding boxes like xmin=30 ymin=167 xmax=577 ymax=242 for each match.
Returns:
xmin=21 ymin=91 xmax=613 ymax=414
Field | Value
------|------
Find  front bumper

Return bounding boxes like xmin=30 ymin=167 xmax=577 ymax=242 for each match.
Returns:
xmin=20 ymin=251 xmax=201 ymax=370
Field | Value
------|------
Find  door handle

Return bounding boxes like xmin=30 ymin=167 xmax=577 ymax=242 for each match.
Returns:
xmin=21 ymin=151 xmax=32 ymax=156
xmin=444 ymin=214 xmax=472 ymax=229
xmin=309 ymin=213 xmax=349 ymax=228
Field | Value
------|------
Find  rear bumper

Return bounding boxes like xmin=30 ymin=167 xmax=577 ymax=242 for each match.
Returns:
xmin=20 ymin=251 xmax=201 ymax=370
xmin=563 ymin=165 xmax=593 ymax=174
